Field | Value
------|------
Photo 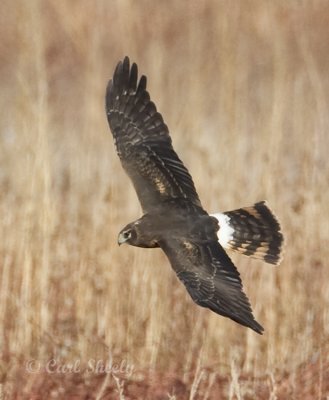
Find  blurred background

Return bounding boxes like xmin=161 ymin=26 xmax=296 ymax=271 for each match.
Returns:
xmin=1 ymin=0 xmax=329 ymax=398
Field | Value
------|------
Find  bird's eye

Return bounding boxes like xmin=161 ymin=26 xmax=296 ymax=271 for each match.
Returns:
xmin=123 ymin=230 xmax=131 ymax=239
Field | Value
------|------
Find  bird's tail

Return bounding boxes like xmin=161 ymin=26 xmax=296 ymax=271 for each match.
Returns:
xmin=211 ymin=201 xmax=284 ymax=265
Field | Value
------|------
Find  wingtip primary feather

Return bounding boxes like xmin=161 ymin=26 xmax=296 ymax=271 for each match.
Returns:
xmin=137 ymin=75 xmax=147 ymax=92
xmin=107 ymin=57 xmax=147 ymax=101
xmin=129 ymin=62 xmax=138 ymax=90
xmin=123 ymin=55 xmax=130 ymax=65
xmin=249 ymin=318 xmax=264 ymax=335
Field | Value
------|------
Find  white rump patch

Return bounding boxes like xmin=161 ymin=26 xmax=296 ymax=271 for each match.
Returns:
xmin=210 ymin=213 xmax=234 ymax=249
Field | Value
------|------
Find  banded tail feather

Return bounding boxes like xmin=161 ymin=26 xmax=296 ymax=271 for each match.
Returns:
xmin=211 ymin=201 xmax=284 ymax=265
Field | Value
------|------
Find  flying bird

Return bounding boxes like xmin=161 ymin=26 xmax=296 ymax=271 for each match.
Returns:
xmin=105 ymin=57 xmax=284 ymax=334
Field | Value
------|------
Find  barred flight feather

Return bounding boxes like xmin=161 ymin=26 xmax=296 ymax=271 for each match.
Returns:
xmin=211 ymin=201 xmax=284 ymax=265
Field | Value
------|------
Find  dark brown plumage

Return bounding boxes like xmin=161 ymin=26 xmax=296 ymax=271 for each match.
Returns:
xmin=222 ymin=201 xmax=284 ymax=265
xmin=105 ymin=56 xmax=284 ymax=334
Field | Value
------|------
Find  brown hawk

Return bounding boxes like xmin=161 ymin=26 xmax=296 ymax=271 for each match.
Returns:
xmin=105 ymin=57 xmax=284 ymax=334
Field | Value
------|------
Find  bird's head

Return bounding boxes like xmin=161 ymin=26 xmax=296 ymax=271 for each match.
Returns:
xmin=117 ymin=217 xmax=159 ymax=248
xmin=118 ymin=223 xmax=137 ymax=246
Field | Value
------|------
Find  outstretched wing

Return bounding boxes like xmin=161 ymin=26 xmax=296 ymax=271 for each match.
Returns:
xmin=159 ymin=237 xmax=264 ymax=334
xmin=106 ymin=57 xmax=201 ymax=213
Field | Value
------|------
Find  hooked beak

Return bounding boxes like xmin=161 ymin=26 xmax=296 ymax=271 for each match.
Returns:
xmin=117 ymin=232 xmax=126 ymax=246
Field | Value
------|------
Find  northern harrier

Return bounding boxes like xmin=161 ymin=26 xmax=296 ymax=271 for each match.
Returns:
xmin=105 ymin=57 xmax=284 ymax=334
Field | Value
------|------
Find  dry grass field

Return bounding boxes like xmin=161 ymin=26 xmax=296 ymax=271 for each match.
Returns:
xmin=1 ymin=1 xmax=329 ymax=398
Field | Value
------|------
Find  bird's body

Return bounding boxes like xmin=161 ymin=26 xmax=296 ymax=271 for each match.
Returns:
xmin=106 ymin=57 xmax=284 ymax=334
xmin=119 ymin=201 xmax=216 ymax=248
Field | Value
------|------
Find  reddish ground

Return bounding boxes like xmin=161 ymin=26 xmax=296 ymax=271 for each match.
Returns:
xmin=5 ymin=354 xmax=329 ymax=399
